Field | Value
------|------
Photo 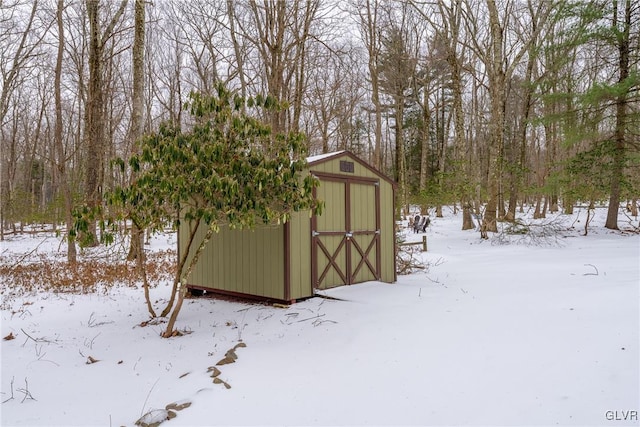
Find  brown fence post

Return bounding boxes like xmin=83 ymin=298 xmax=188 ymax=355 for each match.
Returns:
xmin=422 ymin=235 xmax=427 ymax=252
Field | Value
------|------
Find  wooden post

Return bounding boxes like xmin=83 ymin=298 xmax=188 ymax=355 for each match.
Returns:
xmin=422 ymin=235 xmax=427 ymax=252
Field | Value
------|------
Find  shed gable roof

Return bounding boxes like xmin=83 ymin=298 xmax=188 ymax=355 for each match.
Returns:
xmin=306 ymin=150 xmax=396 ymax=187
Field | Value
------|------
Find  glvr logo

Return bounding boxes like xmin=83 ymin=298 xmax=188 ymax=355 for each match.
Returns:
xmin=605 ymin=410 xmax=638 ymax=421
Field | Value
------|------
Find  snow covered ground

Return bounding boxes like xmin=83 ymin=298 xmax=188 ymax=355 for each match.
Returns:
xmin=1 ymin=206 xmax=639 ymax=426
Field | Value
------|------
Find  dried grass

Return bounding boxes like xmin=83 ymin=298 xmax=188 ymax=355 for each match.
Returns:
xmin=0 ymin=250 xmax=176 ymax=298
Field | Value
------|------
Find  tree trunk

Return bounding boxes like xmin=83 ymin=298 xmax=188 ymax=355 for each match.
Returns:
xmin=360 ymin=0 xmax=382 ymax=169
xmin=447 ymin=1 xmax=473 ymax=231
xmin=133 ymin=224 xmax=155 ymax=318
xmin=419 ymin=83 xmax=431 ymax=200
xmin=462 ymin=202 xmax=474 ymax=230
xmin=584 ymin=200 xmax=595 ymax=236
xmin=507 ymin=54 xmax=535 ymax=222
xmin=605 ymin=0 xmax=631 ymax=230
xmin=84 ymin=0 xmax=127 ymax=245
xmin=163 ymin=224 xmax=215 ymax=338
xmin=394 ymin=95 xmax=406 ymax=220
xmin=55 ymin=0 xmax=77 ymax=264
xmin=533 ymin=195 xmax=542 ymax=219
xmin=85 ymin=0 xmax=103 ymax=245
xmin=564 ymin=198 xmax=574 ymax=215
xmin=160 ymin=219 xmax=202 ymax=318
xmin=483 ymin=0 xmax=506 ymax=234
xmin=291 ymin=1 xmax=317 ymax=133
xmin=227 ymin=0 xmax=247 ymax=101
xmin=127 ymin=0 xmax=146 ymax=261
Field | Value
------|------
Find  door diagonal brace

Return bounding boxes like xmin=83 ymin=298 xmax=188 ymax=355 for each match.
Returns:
xmin=317 ymin=236 xmax=348 ymax=286
xmin=350 ymin=234 xmax=379 ymax=281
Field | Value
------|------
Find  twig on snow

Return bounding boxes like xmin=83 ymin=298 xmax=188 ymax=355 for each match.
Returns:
xmin=140 ymin=378 xmax=160 ymax=417
xmin=87 ymin=312 xmax=114 ymax=328
xmin=296 ymin=313 xmax=326 ymax=323
xmin=84 ymin=333 xmax=101 ymax=350
xmin=583 ymin=264 xmax=599 ymax=276
xmin=1 ymin=377 xmax=15 ymax=403
xmin=20 ymin=329 xmax=54 ymax=346
xmin=6 ymin=237 xmax=51 ymax=274
xmin=16 ymin=378 xmax=36 ymax=403
xmin=312 ymin=318 xmax=337 ymax=327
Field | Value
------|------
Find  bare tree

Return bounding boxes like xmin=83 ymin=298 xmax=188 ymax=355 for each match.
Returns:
xmin=83 ymin=0 xmax=127 ymax=244
xmin=1 ymin=0 xmax=51 ymax=239
xmin=234 ymin=0 xmax=320 ymax=136
xmin=378 ymin=4 xmax=419 ymax=215
xmin=175 ymin=0 xmax=226 ymax=95
xmin=54 ymin=0 xmax=77 ymax=263
xmin=127 ymin=0 xmax=146 ymax=263
xmin=149 ymin=1 xmax=186 ymax=126
xmin=465 ymin=0 xmax=550 ymax=236
xmin=413 ymin=0 xmax=473 ymax=228
xmin=227 ymin=0 xmax=248 ymax=100
xmin=354 ymin=0 xmax=383 ymax=168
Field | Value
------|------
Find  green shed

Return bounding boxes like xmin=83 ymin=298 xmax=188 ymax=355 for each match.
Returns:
xmin=180 ymin=150 xmax=396 ymax=303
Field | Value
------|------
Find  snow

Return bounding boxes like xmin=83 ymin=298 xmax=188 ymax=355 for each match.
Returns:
xmin=1 ymin=207 xmax=639 ymax=426
xmin=306 ymin=150 xmax=345 ymax=163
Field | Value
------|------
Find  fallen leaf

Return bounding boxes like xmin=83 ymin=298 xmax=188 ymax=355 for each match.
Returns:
xmin=216 ymin=356 xmax=235 ymax=366
xmin=213 ymin=378 xmax=232 ymax=389
xmin=86 ymin=356 xmax=99 ymax=364
xmin=166 ymin=401 xmax=192 ymax=411
xmin=3 ymin=332 xmax=15 ymax=341
xmin=207 ymin=366 xmax=222 ymax=377
xmin=225 ymin=348 xmax=238 ymax=360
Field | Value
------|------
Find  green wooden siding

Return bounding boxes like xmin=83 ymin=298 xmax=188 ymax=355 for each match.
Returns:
xmin=179 ymin=151 xmax=395 ymax=302
xmin=287 ymin=210 xmax=311 ymax=300
xmin=181 ymin=222 xmax=285 ymax=300
xmin=350 ymin=182 xmax=376 ymax=231
xmin=317 ymin=179 xmax=346 ymax=231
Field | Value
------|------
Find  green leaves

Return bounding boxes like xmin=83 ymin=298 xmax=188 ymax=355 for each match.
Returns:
xmin=561 ymin=141 xmax=615 ymax=202
xmin=98 ymin=83 xmax=320 ymax=243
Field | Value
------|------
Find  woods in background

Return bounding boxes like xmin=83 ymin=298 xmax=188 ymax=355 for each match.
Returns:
xmin=1 ymin=0 xmax=638 ymax=248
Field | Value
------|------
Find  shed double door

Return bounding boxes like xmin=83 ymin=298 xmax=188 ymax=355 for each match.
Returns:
xmin=312 ymin=174 xmax=381 ymax=290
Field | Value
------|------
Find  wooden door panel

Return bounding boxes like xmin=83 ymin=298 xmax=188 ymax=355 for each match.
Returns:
xmin=316 ymin=180 xmax=345 ymax=232
xmin=314 ymin=179 xmax=347 ymax=289
xmin=350 ymin=183 xmax=377 ymax=232
xmin=348 ymin=182 xmax=379 ymax=283
xmin=316 ymin=234 xmax=347 ymax=289
xmin=313 ymin=175 xmax=381 ymax=289
xmin=350 ymin=233 xmax=378 ymax=283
